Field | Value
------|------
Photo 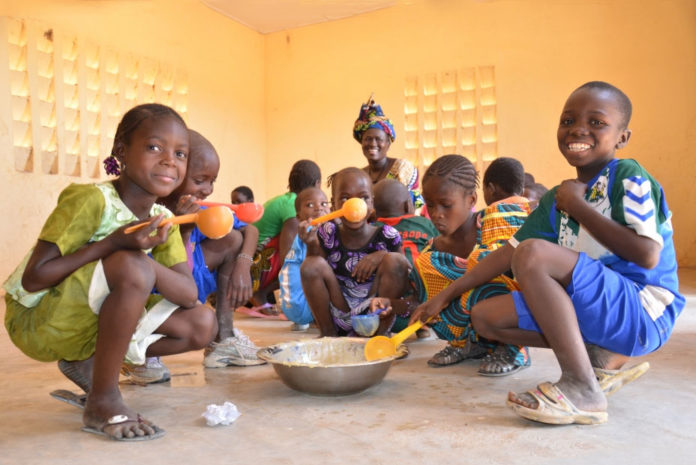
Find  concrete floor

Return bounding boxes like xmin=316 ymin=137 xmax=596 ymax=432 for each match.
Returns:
xmin=1 ymin=270 xmax=695 ymax=465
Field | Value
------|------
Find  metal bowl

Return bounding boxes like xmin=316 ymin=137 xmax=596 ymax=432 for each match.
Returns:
xmin=257 ymin=337 xmax=405 ymax=396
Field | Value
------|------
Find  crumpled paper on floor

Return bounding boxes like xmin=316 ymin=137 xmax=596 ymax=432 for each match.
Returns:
xmin=202 ymin=401 xmax=241 ymax=426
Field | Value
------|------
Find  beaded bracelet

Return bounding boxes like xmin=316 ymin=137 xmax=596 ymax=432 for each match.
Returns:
xmin=237 ymin=253 xmax=254 ymax=262
xmin=399 ymin=298 xmax=414 ymax=315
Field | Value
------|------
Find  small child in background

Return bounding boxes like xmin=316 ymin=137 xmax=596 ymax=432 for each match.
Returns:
xmin=524 ymin=182 xmax=549 ymax=210
xmin=251 ymin=160 xmax=322 ymax=311
xmin=231 ymin=185 xmax=254 ymax=205
xmin=160 ymin=130 xmax=264 ymax=368
xmin=523 ymin=172 xmax=536 ymax=192
xmin=523 ymin=171 xmax=548 ymax=210
xmin=3 ymin=103 xmax=216 ymax=440
xmin=278 ymin=187 xmax=330 ymax=331
xmin=474 ymin=156 xmax=530 ymax=267
xmin=373 ymin=178 xmax=439 ymax=333
xmin=374 ymin=178 xmax=439 ymax=266
xmin=299 ymin=167 xmax=410 ymax=337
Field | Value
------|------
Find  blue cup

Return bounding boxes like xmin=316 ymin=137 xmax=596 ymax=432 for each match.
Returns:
xmin=352 ymin=313 xmax=380 ymax=337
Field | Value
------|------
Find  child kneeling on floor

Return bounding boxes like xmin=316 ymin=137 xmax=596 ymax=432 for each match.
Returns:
xmin=411 ymin=81 xmax=684 ymax=425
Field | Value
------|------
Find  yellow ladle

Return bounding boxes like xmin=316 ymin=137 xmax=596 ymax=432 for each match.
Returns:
xmin=364 ymin=319 xmax=425 ymax=361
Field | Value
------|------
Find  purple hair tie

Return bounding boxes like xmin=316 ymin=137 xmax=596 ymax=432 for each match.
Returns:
xmin=103 ymin=155 xmax=121 ymax=176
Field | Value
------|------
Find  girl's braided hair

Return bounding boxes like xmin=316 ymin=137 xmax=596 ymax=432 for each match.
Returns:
xmin=422 ymin=154 xmax=479 ymax=193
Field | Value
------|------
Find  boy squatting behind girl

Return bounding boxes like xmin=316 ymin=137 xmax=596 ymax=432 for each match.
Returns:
xmin=160 ymin=129 xmax=264 ymax=370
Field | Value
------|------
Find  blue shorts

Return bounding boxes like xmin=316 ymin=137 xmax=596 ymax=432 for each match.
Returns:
xmin=192 ymin=242 xmax=218 ymax=304
xmin=513 ymin=252 xmax=662 ymax=356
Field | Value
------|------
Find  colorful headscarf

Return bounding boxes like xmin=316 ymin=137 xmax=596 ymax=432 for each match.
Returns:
xmin=352 ymin=99 xmax=396 ymax=143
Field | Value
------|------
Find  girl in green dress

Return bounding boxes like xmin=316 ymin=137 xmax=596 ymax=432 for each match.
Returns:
xmin=3 ymin=104 xmax=217 ymax=441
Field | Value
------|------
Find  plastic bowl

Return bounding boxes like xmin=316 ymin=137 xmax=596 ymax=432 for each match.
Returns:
xmin=351 ymin=313 xmax=380 ymax=337
xmin=257 ymin=337 xmax=405 ymax=396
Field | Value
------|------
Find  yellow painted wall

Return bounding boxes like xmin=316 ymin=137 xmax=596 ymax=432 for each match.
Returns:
xmin=0 ymin=0 xmax=265 ymax=279
xmin=265 ymin=0 xmax=696 ymax=266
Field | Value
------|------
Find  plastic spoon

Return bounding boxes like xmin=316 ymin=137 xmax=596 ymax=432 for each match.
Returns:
xmin=196 ymin=200 xmax=265 ymax=223
xmin=364 ymin=319 xmax=425 ymax=361
xmin=310 ymin=197 xmax=367 ymax=226
xmin=124 ymin=205 xmax=234 ymax=239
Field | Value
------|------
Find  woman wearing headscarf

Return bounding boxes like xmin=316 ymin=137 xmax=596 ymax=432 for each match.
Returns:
xmin=353 ymin=97 xmax=423 ymax=209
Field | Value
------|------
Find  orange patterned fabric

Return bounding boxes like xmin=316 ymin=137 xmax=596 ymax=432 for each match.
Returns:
xmin=469 ymin=196 xmax=530 ymax=268
xmin=413 ymin=243 xmax=520 ymax=348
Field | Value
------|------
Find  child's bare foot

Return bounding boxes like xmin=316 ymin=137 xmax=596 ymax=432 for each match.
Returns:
xmin=507 ymin=378 xmax=607 ymax=413
xmin=250 ymin=289 xmax=269 ymax=308
xmin=507 ymin=390 xmax=536 ymax=408
xmin=58 ymin=357 xmax=94 ymax=393
xmin=585 ymin=344 xmax=630 ymax=370
xmin=82 ymin=392 xmax=163 ymax=440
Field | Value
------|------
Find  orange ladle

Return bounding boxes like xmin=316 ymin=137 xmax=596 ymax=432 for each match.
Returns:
xmin=124 ymin=205 xmax=234 ymax=239
xmin=196 ymin=201 xmax=264 ymax=223
xmin=364 ymin=319 xmax=427 ymax=361
xmin=310 ymin=197 xmax=367 ymax=226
